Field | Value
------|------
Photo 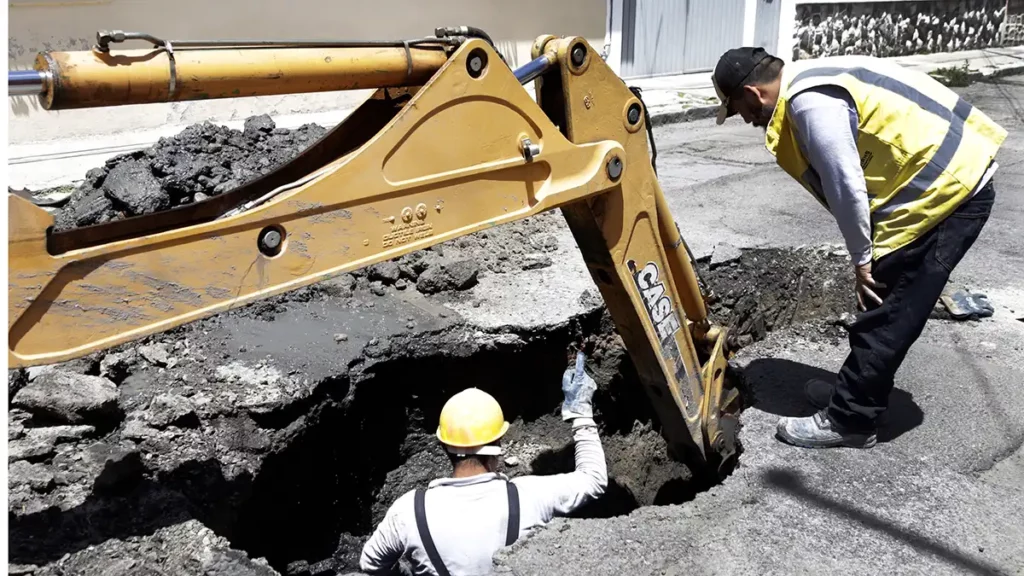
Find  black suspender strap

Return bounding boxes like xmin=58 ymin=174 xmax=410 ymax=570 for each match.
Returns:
xmin=505 ymin=480 xmax=520 ymax=546
xmin=413 ymin=480 xmax=521 ymax=575
xmin=414 ymin=488 xmax=452 ymax=576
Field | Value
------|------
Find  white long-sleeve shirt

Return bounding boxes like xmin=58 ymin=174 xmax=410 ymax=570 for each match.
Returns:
xmin=787 ymin=85 xmax=997 ymax=266
xmin=359 ymin=418 xmax=607 ymax=576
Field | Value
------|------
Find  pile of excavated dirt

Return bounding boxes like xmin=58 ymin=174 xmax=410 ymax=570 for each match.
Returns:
xmin=51 ymin=115 xmax=326 ymax=232
xmin=42 ymin=115 xmax=567 ymax=301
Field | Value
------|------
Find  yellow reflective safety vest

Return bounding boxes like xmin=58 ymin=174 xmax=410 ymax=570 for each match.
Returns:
xmin=765 ymin=56 xmax=1006 ymax=260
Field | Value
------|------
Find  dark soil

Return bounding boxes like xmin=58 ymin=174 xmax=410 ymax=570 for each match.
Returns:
xmin=51 ymin=115 xmax=327 ymax=231
xmin=698 ymin=244 xmax=859 ymax=349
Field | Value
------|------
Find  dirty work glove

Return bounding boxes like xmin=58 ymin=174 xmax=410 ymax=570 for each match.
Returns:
xmin=561 ymin=350 xmax=596 ymax=421
xmin=942 ymin=289 xmax=995 ymax=320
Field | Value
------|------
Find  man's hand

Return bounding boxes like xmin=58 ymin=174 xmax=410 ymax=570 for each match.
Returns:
xmin=854 ymin=262 xmax=886 ymax=311
xmin=561 ymin=350 xmax=597 ymax=421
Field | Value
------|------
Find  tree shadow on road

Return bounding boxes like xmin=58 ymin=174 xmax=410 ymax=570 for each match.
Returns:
xmin=740 ymin=358 xmax=925 ymax=443
xmin=763 ymin=468 xmax=1010 ymax=576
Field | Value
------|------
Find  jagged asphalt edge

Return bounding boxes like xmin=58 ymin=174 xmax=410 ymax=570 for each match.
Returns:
xmin=650 ymin=104 xmax=719 ymax=127
xmin=6 ymin=300 xmax=613 ymax=573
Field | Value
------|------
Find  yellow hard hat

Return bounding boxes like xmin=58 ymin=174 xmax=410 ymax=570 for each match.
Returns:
xmin=436 ymin=388 xmax=510 ymax=454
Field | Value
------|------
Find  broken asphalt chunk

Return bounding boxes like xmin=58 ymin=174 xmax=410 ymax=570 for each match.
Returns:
xmin=144 ymin=393 xmax=199 ymax=429
xmin=9 ymin=460 xmax=56 ymax=492
xmin=416 ymin=259 xmax=480 ymax=294
xmin=139 ymin=343 xmax=172 ymax=367
xmin=12 ymin=370 xmax=121 ymax=427
xmin=103 ymin=159 xmax=169 ymax=215
xmin=86 ymin=442 xmax=144 ymax=494
xmin=710 ymin=242 xmax=743 ymax=270
xmin=368 ymin=261 xmax=402 ymax=284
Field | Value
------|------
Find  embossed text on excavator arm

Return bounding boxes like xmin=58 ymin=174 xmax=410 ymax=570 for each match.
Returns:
xmin=8 ymin=30 xmax=740 ymax=470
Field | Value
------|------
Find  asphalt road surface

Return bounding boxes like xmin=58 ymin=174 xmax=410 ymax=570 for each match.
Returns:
xmin=495 ymin=76 xmax=1024 ymax=575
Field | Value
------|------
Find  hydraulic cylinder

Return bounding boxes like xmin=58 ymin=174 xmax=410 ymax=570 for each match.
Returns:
xmin=20 ymin=45 xmax=449 ymax=110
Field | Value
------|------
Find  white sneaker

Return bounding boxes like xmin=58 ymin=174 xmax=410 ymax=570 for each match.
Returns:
xmin=776 ymin=409 xmax=877 ymax=449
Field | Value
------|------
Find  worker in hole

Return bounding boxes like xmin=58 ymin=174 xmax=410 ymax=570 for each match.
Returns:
xmin=711 ymin=47 xmax=1004 ymax=449
xmin=359 ymin=347 xmax=607 ymax=575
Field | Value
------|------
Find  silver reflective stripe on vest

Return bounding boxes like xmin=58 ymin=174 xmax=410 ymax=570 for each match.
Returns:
xmin=789 ymin=66 xmax=975 ymax=218
xmin=790 ymin=67 xmax=952 ymax=118
xmin=874 ymin=98 xmax=973 ymax=218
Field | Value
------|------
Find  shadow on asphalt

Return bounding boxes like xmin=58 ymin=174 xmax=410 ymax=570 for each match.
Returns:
xmin=763 ymin=468 xmax=1008 ymax=576
xmin=9 ymin=473 xmax=209 ymax=566
xmin=742 ymin=358 xmax=925 ymax=443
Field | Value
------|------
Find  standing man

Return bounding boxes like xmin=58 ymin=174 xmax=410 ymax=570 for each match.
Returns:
xmin=711 ymin=47 xmax=1005 ymax=448
xmin=359 ymin=348 xmax=607 ymax=575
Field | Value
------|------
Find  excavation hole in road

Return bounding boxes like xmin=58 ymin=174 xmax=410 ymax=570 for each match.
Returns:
xmin=225 ymin=311 xmax=724 ymax=574
xmin=696 ymin=244 xmax=859 ymax=348
xmin=223 ymin=246 xmax=858 ymax=574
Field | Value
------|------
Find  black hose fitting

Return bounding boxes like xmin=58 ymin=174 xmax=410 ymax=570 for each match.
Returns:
xmin=435 ymin=26 xmax=506 ymax=63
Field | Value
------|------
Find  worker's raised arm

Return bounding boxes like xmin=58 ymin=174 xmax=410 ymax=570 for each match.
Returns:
xmin=556 ymin=417 xmax=609 ymax=512
xmin=514 ymin=350 xmax=608 ymax=520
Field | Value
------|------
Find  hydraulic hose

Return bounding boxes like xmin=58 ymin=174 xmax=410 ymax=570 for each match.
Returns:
xmin=435 ymin=25 xmax=506 ymax=63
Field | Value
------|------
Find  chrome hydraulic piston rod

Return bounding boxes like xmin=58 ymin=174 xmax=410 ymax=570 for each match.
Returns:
xmin=8 ymin=70 xmax=50 ymax=97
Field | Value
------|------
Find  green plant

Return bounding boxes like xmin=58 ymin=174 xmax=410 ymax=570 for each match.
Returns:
xmin=930 ymin=61 xmax=973 ymax=87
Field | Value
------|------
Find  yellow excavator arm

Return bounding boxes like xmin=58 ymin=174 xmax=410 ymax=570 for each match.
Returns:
xmin=8 ymin=29 xmax=740 ymax=472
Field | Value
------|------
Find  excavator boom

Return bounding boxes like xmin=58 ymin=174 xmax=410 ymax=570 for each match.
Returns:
xmin=7 ymin=30 xmax=741 ymax=471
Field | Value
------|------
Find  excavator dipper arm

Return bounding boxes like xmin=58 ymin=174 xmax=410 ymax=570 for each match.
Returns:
xmin=8 ymin=32 xmax=740 ymax=471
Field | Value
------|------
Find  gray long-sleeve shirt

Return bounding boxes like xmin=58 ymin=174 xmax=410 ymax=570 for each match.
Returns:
xmin=787 ymin=86 xmax=997 ymax=266
xmin=359 ymin=417 xmax=607 ymax=576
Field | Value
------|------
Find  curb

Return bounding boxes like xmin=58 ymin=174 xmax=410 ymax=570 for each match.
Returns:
xmin=983 ymin=63 xmax=1024 ymax=80
xmin=931 ymin=62 xmax=1024 ymax=85
xmin=650 ymin=104 xmax=719 ymax=127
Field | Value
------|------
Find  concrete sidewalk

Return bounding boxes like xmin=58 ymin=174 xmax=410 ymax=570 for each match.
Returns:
xmin=9 ymin=46 xmax=1024 ymax=191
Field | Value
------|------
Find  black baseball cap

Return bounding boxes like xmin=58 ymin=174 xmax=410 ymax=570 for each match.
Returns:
xmin=712 ymin=46 xmax=772 ymax=124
